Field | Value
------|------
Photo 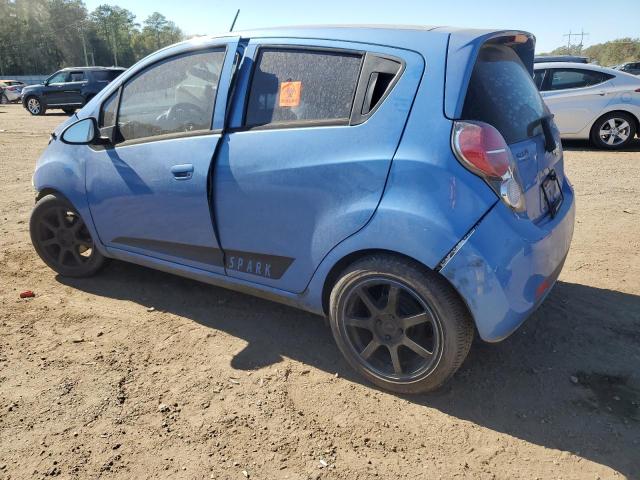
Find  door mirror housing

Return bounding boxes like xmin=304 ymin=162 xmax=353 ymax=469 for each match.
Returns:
xmin=60 ymin=117 xmax=99 ymax=145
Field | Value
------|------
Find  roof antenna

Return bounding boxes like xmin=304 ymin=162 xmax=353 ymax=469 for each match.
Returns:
xmin=229 ymin=9 xmax=240 ymax=32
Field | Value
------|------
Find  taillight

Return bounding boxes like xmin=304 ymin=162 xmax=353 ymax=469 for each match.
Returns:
xmin=452 ymin=121 xmax=526 ymax=212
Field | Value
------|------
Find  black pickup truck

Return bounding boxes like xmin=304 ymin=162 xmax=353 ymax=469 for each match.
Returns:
xmin=21 ymin=67 xmax=125 ymax=116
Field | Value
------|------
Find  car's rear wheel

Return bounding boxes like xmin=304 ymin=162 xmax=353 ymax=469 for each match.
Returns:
xmin=329 ymin=255 xmax=473 ymax=394
xmin=26 ymin=96 xmax=46 ymax=116
xmin=63 ymin=108 xmax=76 ymax=115
xmin=591 ymin=112 xmax=637 ymax=149
xmin=30 ymin=194 xmax=106 ymax=277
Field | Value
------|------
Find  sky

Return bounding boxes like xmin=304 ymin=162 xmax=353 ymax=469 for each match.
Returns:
xmin=83 ymin=0 xmax=638 ymax=53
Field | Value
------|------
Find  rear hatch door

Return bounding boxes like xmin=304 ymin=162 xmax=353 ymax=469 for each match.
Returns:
xmin=450 ymin=34 xmax=564 ymax=222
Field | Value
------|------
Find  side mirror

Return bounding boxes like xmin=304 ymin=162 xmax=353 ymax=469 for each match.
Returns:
xmin=60 ymin=117 xmax=99 ymax=145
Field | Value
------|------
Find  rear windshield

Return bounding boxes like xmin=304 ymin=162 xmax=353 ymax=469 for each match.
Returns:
xmin=462 ymin=44 xmax=546 ymax=144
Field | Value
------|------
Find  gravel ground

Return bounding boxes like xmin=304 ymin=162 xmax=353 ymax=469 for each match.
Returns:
xmin=1 ymin=103 xmax=639 ymax=479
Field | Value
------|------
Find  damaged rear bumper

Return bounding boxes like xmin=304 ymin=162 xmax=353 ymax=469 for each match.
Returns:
xmin=440 ymin=179 xmax=575 ymax=342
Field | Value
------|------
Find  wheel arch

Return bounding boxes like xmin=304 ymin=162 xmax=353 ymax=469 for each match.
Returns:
xmin=590 ymin=109 xmax=640 ymax=138
xmin=35 ymin=187 xmax=68 ymax=203
xmin=32 ymin=182 xmax=108 ymax=257
xmin=24 ymin=93 xmax=43 ymax=104
xmin=319 ymin=248 xmax=471 ymax=321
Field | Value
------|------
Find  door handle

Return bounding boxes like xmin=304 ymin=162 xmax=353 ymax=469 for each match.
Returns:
xmin=171 ymin=164 xmax=194 ymax=180
xmin=597 ymin=91 xmax=607 ymax=96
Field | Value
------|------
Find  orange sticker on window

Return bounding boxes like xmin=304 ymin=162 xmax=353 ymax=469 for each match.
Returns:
xmin=279 ymin=81 xmax=302 ymax=107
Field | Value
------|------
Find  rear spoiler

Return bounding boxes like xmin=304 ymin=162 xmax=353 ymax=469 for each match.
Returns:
xmin=444 ymin=30 xmax=535 ymax=119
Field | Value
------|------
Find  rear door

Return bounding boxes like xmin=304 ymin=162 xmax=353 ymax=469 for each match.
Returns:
xmin=461 ymin=43 xmax=563 ymax=222
xmin=540 ymin=68 xmax=615 ymax=134
xmin=86 ymin=39 xmax=239 ymax=273
xmin=214 ymin=39 xmax=423 ymax=292
xmin=61 ymin=70 xmax=87 ymax=106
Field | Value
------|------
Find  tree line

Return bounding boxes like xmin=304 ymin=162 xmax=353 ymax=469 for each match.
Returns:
xmin=0 ymin=0 xmax=184 ymax=76
xmin=542 ymin=38 xmax=640 ymax=66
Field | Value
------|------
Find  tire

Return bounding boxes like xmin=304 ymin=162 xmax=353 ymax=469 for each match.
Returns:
xmin=590 ymin=112 xmax=637 ymax=149
xmin=1 ymin=94 xmax=8 ymax=104
xmin=26 ymin=96 xmax=46 ymax=116
xmin=30 ymin=194 xmax=106 ymax=277
xmin=329 ymin=255 xmax=474 ymax=394
xmin=63 ymin=108 xmax=76 ymax=115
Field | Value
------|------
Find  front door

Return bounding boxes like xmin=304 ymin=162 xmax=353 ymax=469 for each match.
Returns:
xmin=214 ymin=40 xmax=424 ymax=292
xmin=86 ymin=40 xmax=239 ymax=273
xmin=43 ymin=71 xmax=70 ymax=105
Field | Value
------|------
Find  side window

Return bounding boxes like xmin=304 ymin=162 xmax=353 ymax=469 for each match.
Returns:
xmin=100 ymin=90 xmax=118 ymax=128
xmin=548 ymin=69 xmax=612 ymax=90
xmin=93 ymin=70 xmax=123 ymax=82
xmin=69 ymin=71 xmax=85 ymax=82
xmin=117 ymin=49 xmax=225 ymax=142
xmin=533 ymin=69 xmax=546 ymax=90
xmin=245 ymin=48 xmax=362 ymax=127
xmin=48 ymin=72 xmax=68 ymax=84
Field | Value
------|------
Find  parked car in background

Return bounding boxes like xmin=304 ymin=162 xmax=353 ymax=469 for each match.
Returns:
xmin=615 ymin=62 xmax=640 ymax=76
xmin=21 ymin=67 xmax=125 ymax=115
xmin=534 ymin=55 xmax=589 ymax=64
xmin=29 ymin=26 xmax=575 ymax=393
xmin=534 ymin=62 xmax=640 ymax=149
xmin=0 ymin=79 xmax=27 ymax=103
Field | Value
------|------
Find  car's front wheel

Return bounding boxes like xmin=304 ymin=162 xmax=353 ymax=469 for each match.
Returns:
xmin=26 ymin=96 xmax=46 ymax=116
xmin=329 ymin=255 xmax=473 ymax=394
xmin=30 ymin=194 xmax=106 ymax=277
xmin=591 ymin=112 xmax=637 ymax=149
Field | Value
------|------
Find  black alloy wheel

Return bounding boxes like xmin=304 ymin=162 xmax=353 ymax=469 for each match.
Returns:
xmin=30 ymin=194 xmax=106 ymax=277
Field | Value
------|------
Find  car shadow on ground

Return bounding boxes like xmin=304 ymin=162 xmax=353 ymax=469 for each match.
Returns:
xmin=58 ymin=261 xmax=640 ymax=477
xmin=562 ymin=138 xmax=640 ymax=152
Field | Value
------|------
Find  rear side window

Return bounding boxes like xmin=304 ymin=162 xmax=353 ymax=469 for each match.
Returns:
xmin=92 ymin=70 xmax=122 ymax=82
xmin=69 ymin=71 xmax=85 ymax=82
xmin=462 ymin=44 xmax=546 ymax=144
xmin=117 ymin=49 xmax=225 ymax=142
xmin=245 ymin=48 xmax=362 ymax=127
xmin=547 ymin=69 xmax=613 ymax=90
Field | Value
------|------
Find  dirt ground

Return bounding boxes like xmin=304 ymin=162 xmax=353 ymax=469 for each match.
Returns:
xmin=0 ymin=103 xmax=639 ymax=480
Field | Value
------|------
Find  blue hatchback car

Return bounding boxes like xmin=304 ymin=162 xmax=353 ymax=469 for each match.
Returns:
xmin=30 ymin=25 xmax=575 ymax=393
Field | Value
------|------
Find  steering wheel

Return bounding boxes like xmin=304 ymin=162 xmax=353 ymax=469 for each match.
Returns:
xmin=163 ymin=102 xmax=207 ymax=132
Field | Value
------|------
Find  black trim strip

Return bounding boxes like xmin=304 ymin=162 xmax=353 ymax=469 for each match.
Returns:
xmin=111 ymin=237 xmax=294 ymax=280
xmin=112 ymin=237 xmax=224 ymax=266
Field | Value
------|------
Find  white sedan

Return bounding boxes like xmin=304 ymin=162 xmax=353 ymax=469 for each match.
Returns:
xmin=534 ymin=62 xmax=640 ymax=149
